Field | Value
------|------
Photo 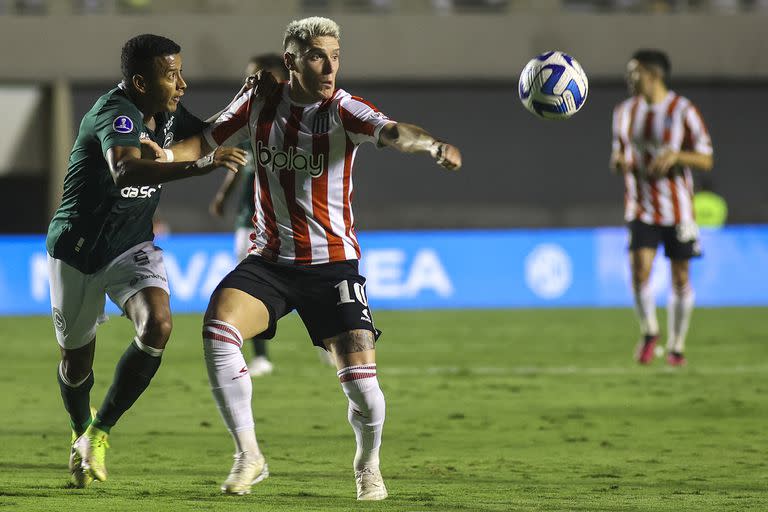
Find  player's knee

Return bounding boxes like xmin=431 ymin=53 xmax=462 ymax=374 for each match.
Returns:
xmin=344 ymin=383 xmax=385 ymax=425
xmin=672 ymin=276 xmax=689 ymax=293
xmin=330 ymin=330 xmax=375 ymax=355
xmin=360 ymin=386 xmax=385 ymax=415
xmin=632 ymin=264 xmax=653 ymax=288
xmin=61 ymin=359 xmax=91 ymax=385
xmin=137 ymin=313 xmax=173 ymax=348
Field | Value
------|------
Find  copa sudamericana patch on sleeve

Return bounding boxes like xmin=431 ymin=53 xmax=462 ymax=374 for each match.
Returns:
xmin=113 ymin=115 xmax=135 ymax=134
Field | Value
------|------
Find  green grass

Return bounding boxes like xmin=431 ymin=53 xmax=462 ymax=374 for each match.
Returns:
xmin=0 ymin=308 xmax=766 ymax=511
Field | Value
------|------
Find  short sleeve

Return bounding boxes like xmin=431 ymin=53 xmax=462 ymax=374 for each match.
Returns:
xmin=172 ymin=102 xmax=207 ymax=141
xmin=339 ymin=95 xmax=393 ymax=146
xmin=683 ymin=104 xmax=713 ymax=156
xmin=203 ymin=88 xmax=253 ymax=149
xmin=94 ymin=96 xmax=143 ymax=157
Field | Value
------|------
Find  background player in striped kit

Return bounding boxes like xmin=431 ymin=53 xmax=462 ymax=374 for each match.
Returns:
xmin=610 ymin=49 xmax=713 ymax=366
xmin=170 ymin=16 xmax=461 ymax=499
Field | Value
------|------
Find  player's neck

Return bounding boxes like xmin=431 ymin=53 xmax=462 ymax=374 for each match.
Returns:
xmin=121 ymin=82 xmax=155 ymax=123
xmin=644 ymin=86 xmax=668 ymax=105
xmin=288 ymin=80 xmax=323 ymax=105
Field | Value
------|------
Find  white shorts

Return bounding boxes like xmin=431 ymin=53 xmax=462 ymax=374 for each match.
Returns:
xmin=48 ymin=241 xmax=170 ymax=350
xmin=234 ymin=227 xmax=253 ymax=261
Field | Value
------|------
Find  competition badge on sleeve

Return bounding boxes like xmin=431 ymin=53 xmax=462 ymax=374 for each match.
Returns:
xmin=113 ymin=115 xmax=135 ymax=134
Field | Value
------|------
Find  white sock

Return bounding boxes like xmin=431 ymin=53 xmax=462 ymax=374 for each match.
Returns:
xmin=667 ymin=284 xmax=695 ymax=354
xmin=203 ymin=319 xmax=260 ymax=455
xmin=633 ymin=281 xmax=658 ymax=336
xmin=338 ymin=364 xmax=385 ymax=472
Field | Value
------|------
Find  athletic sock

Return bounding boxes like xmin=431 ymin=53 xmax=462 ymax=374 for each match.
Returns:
xmin=668 ymin=284 xmax=695 ymax=354
xmin=203 ymin=320 xmax=260 ymax=455
xmin=94 ymin=337 xmax=163 ymax=432
xmin=252 ymin=339 xmax=268 ymax=358
xmin=633 ymin=281 xmax=659 ymax=337
xmin=57 ymin=363 xmax=94 ymax=436
xmin=338 ymin=364 xmax=385 ymax=471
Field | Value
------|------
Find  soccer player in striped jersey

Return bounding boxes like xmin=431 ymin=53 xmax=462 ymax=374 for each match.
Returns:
xmin=167 ymin=16 xmax=461 ymax=499
xmin=610 ymin=49 xmax=713 ymax=367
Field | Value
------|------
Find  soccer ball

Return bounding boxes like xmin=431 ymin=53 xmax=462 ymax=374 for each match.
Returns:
xmin=518 ymin=50 xmax=589 ymax=120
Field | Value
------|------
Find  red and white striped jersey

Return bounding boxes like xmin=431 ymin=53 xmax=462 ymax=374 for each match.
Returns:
xmin=204 ymin=84 xmax=393 ymax=265
xmin=612 ymin=91 xmax=712 ymax=226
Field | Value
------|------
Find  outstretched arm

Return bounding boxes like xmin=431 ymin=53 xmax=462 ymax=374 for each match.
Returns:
xmin=378 ymin=122 xmax=462 ymax=170
xmin=139 ymin=131 xmax=212 ymax=163
xmin=107 ymin=145 xmax=247 ymax=188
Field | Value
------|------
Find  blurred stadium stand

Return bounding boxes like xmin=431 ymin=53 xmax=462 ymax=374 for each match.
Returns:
xmin=0 ymin=1 xmax=765 ymax=233
xmin=2 ymin=0 xmax=768 ymax=14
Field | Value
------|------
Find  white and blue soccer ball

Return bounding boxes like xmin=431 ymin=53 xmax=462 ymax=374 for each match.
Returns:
xmin=518 ymin=50 xmax=589 ymax=120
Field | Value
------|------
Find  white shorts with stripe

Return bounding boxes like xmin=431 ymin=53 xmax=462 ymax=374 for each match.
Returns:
xmin=47 ymin=241 xmax=170 ymax=349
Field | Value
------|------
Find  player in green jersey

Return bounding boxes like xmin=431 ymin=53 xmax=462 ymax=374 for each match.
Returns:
xmin=47 ymin=34 xmax=247 ymax=488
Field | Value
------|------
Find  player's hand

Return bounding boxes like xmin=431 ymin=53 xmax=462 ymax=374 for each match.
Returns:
xmin=249 ymin=69 xmax=279 ymax=99
xmin=648 ymin=149 xmax=679 ymax=177
xmin=431 ymin=142 xmax=462 ymax=171
xmin=209 ymin=196 xmax=225 ymax=217
xmin=609 ymin=151 xmax=628 ymax=175
xmin=140 ymin=138 xmax=165 ymax=161
xmin=192 ymin=146 xmax=248 ymax=175
xmin=232 ymin=70 xmax=279 ymax=103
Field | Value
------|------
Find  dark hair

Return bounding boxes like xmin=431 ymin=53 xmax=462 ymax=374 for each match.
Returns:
xmin=632 ymin=49 xmax=671 ymax=86
xmin=249 ymin=53 xmax=289 ymax=81
xmin=121 ymin=34 xmax=181 ymax=84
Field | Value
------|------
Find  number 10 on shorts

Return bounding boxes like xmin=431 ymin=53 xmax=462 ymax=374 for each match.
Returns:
xmin=335 ymin=280 xmax=368 ymax=306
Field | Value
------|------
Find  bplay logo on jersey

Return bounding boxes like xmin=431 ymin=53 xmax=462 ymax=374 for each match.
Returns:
xmin=255 ymin=140 xmax=324 ymax=177
xmin=113 ymin=115 xmax=134 ymax=133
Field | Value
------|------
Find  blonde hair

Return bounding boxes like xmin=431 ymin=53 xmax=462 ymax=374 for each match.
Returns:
xmin=283 ymin=17 xmax=341 ymax=54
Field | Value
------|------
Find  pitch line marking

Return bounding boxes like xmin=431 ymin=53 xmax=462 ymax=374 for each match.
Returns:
xmin=378 ymin=366 xmax=768 ymax=376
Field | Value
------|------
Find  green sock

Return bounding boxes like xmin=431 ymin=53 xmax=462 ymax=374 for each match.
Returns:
xmin=252 ymin=339 xmax=268 ymax=358
xmin=94 ymin=341 xmax=162 ymax=431
xmin=57 ymin=366 xmax=94 ymax=436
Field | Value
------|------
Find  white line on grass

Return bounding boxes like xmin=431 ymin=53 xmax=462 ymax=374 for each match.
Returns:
xmin=378 ymin=366 xmax=768 ymax=376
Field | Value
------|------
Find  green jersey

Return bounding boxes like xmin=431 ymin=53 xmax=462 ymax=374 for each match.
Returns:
xmin=46 ymin=85 xmax=205 ymax=274
xmin=234 ymin=140 xmax=256 ymax=230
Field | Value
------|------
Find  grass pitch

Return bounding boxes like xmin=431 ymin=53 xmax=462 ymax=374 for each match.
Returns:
xmin=0 ymin=308 xmax=766 ymax=511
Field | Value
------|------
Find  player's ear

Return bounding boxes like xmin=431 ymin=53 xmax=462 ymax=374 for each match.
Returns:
xmin=132 ymin=74 xmax=147 ymax=94
xmin=284 ymin=52 xmax=297 ymax=72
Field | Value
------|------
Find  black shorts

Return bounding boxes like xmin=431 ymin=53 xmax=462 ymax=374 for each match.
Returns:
xmin=216 ymin=255 xmax=380 ymax=348
xmin=628 ymin=220 xmax=702 ymax=260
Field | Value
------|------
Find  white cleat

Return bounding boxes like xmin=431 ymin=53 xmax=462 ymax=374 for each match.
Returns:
xmin=221 ymin=451 xmax=269 ymax=495
xmin=355 ymin=466 xmax=388 ymax=501
xmin=248 ymin=357 xmax=274 ymax=377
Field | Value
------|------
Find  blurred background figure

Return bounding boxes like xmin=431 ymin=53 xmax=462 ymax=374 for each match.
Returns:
xmin=611 ymin=49 xmax=713 ymax=368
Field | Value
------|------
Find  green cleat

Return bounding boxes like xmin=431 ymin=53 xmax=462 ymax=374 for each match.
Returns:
xmin=74 ymin=423 xmax=110 ymax=482
xmin=68 ymin=407 xmax=96 ymax=488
